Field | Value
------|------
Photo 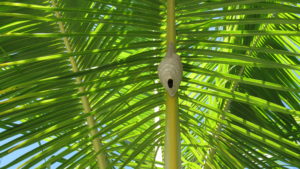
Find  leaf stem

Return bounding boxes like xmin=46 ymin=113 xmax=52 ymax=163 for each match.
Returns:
xmin=165 ymin=94 xmax=181 ymax=169
xmin=165 ymin=0 xmax=181 ymax=168
xmin=203 ymin=14 xmax=272 ymax=169
xmin=51 ymin=1 xmax=107 ymax=168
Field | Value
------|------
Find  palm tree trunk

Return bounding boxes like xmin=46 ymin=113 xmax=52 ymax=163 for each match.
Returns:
xmin=165 ymin=0 xmax=181 ymax=168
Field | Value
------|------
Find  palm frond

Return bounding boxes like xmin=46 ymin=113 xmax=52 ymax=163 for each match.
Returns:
xmin=1 ymin=0 xmax=299 ymax=168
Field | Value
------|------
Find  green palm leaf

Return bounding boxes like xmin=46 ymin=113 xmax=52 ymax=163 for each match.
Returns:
xmin=1 ymin=0 xmax=299 ymax=168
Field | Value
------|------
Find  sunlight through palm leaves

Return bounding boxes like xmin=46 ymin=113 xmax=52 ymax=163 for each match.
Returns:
xmin=0 ymin=0 xmax=299 ymax=168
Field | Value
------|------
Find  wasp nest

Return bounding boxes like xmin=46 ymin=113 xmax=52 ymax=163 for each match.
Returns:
xmin=158 ymin=45 xmax=183 ymax=96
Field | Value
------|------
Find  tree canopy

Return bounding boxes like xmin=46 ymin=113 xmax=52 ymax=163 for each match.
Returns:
xmin=0 ymin=0 xmax=299 ymax=168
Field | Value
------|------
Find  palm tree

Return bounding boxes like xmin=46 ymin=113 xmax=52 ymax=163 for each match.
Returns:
xmin=0 ymin=0 xmax=299 ymax=168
